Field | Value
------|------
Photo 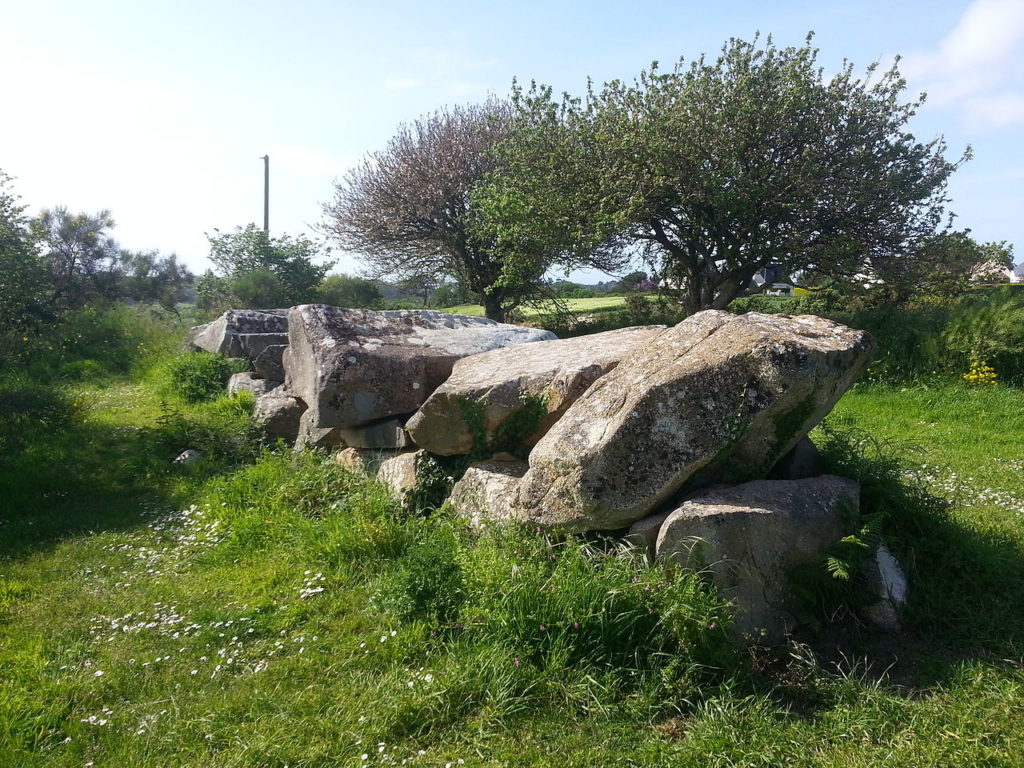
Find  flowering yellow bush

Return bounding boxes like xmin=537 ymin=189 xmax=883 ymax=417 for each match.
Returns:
xmin=963 ymin=358 xmax=998 ymax=386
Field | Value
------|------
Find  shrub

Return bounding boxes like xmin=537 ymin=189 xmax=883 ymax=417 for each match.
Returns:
xmin=162 ymin=352 xmax=235 ymax=403
xmin=943 ymin=287 xmax=1024 ymax=385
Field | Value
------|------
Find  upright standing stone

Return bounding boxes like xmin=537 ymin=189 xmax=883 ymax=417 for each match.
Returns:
xmin=655 ymin=476 xmax=859 ymax=643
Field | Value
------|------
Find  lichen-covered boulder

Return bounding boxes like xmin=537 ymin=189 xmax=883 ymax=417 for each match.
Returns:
xmin=447 ymin=458 xmax=528 ymax=526
xmin=295 ymin=409 xmax=347 ymax=451
xmin=375 ymin=450 xmax=427 ymax=503
xmin=406 ymin=326 xmax=664 ymax=456
xmin=227 ymin=372 xmax=280 ymax=397
xmin=189 ymin=309 xmax=289 ymax=357
xmin=514 ymin=311 xmax=873 ymax=531
xmin=284 ymin=306 xmax=556 ymax=431
xmin=655 ymin=476 xmax=859 ymax=643
xmin=252 ymin=344 xmax=287 ymax=381
xmin=253 ymin=392 xmax=306 ymax=444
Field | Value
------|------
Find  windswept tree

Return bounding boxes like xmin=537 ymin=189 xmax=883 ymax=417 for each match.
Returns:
xmin=31 ymin=207 xmax=123 ymax=309
xmin=478 ymin=35 xmax=968 ymax=315
xmin=115 ymin=250 xmax=194 ymax=312
xmin=29 ymin=206 xmax=192 ymax=312
xmin=323 ymin=100 xmax=627 ymax=322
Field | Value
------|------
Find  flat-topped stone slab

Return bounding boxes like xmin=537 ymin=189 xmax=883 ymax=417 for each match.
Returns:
xmin=284 ymin=305 xmax=556 ymax=430
xmin=189 ymin=309 xmax=289 ymax=357
xmin=406 ymin=325 xmax=665 ymax=456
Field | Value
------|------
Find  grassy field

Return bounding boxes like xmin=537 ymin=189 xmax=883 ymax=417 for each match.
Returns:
xmin=443 ymin=296 xmax=631 ymax=318
xmin=2 ymin=359 xmax=1024 ymax=766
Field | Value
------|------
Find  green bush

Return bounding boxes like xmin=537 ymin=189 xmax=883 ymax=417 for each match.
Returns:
xmin=730 ymin=294 xmax=804 ymax=315
xmin=12 ymin=303 xmax=187 ymax=383
xmin=830 ymin=303 xmax=952 ymax=383
xmin=727 ymin=288 xmax=1024 ymax=386
xmin=162 ymin=352 xmax=235 ymax=403
xmin=943 ymin=287 xmax=1024 ymax=385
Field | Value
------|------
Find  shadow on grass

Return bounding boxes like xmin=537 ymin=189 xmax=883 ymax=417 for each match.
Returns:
xmin=0 ymin=404 xmax=253 ymax=561
xmin=757 ymin=425 xmax=1024 ymax=709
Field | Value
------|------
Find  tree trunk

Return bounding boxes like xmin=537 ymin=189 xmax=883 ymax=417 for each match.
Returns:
xmin=481 ymin=292 xmax=505 ymax=323
xmin=681 ymin=264 xmax=704 ymax=317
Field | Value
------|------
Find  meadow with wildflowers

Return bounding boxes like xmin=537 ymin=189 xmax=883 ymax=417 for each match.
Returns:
xmin=3 ymin=306 xmax=1024 ymax=767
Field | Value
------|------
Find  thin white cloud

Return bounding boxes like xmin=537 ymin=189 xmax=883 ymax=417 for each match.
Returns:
xmin=383 ymin=77 xmax=425 ymax=90
xmin=964 ymin=91 xmax=1024 ymax=130
xmin=903 ymin=0 xmax=1024 ymax=130
xmin=381 ymin=48 xmax=499 ymax=103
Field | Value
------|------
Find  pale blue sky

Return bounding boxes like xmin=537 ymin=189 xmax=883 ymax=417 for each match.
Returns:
xmin=2 ymin=0 xmax=1022 ymax=279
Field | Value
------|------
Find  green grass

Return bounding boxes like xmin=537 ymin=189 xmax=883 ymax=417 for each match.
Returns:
xmin=3 ymin=360 xmax=1024 ymax=765
xmin=444 ymin=296 xmax=632 ymax=319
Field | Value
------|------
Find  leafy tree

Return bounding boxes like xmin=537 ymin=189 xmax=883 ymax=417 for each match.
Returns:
xmin=323 ymin=100 xmax=627 ymax=322
xmin=317 ymin=274 xmax=383 ymax=308
xmin=114 ymin=250 xmax=193 ymax=312
xmin=478 ymin=34 xmax=967 ymax=315
xmin=23 ymin=204 xmax=192 ymax=315
xmin=200 ymin=224 xmax=333 ymax=311
xmin=398 ymin=274 xmax=440 ymax=307
xmin=614 ymin=271 xmax=649 ymax=292
xmin=979 ymin=241 xmax=1015 ymax=270
xmin=31 ymin=207 xmax=123 ymax=309
xmin=429 ymin=279 xmax=473 ymax=308
xmin=972 ymin=241 xmax=1015 ymax=283
xmin=0 ymin=172 xmax=50 ymax=361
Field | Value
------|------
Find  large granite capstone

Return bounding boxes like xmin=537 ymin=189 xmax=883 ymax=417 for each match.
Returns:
xmin=406 ymin=326 xmax=665 ymax=455
xmin=513 ymin=311 xmax=874 ymax=531
xmin=284 ymin=306 xmax=556 ymax=429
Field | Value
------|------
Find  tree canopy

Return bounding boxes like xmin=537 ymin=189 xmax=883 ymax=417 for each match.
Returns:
xmin=476 ymin=34 xmax=968 ymax=315
xmin=198 ymin=224 xmax=333 ymax=311
xmin=0 ymin=172 xmax=50 ymax=356
xmin=317 ymin=274 xmax=383 ymax=309
xmin=323 ymin=100 xmax=628 ymax=321
xmin=30 ymin=207 xmax=193 ymax=313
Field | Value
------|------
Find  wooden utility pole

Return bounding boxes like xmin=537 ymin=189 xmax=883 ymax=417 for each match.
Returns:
xmin=260 ymin=155 xmax=269 ymax=232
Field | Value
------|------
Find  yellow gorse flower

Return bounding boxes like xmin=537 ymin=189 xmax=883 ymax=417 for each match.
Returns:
xmin=962 ymin=358 xmax=998 ymax=386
